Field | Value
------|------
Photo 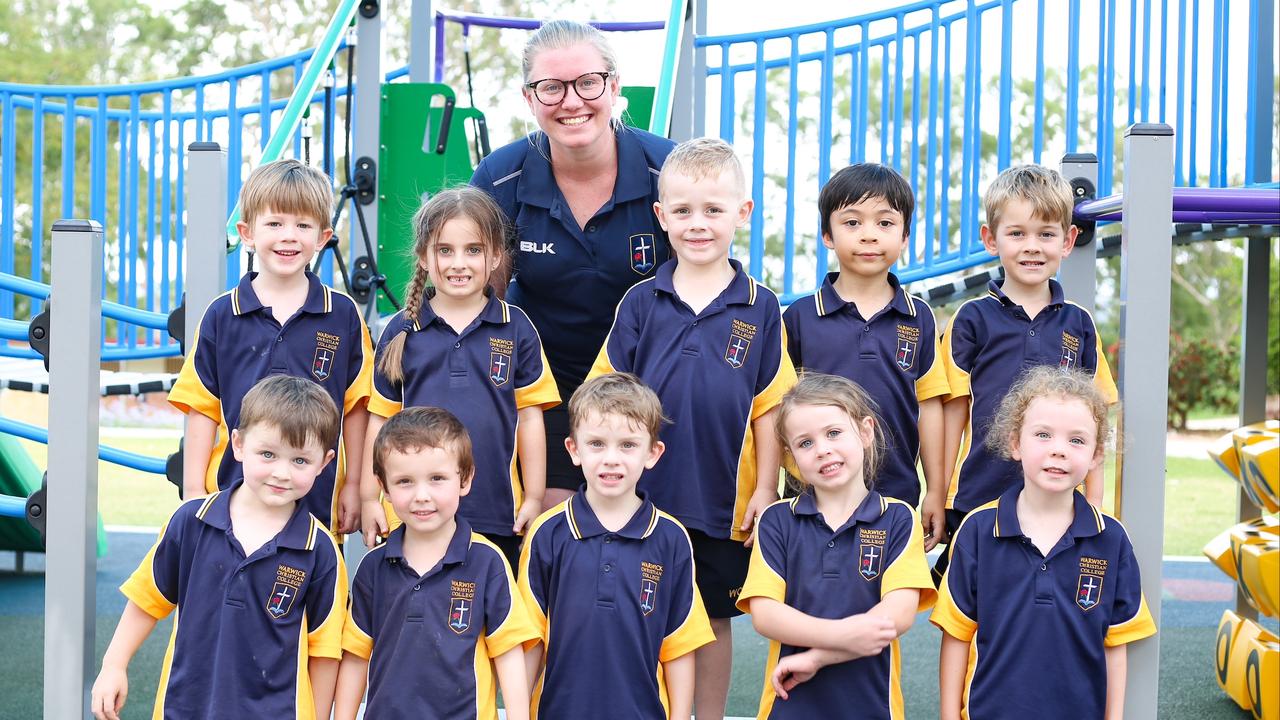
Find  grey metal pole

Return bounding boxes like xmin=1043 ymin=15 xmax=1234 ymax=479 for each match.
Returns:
xmin=1115 ymin=123 xmax=1174 ymax=720
xmin=692 ymin=0 xmax=707 ymax=137
xmin=410 ymin=0 xmax=434 ymax=83
xmin=353 ymin=2 xmax=382 ymax=313
xmin=43 ymin=219 xmax=104 ymax=719
xmin=185 ymin=143 xmax=229 ymax=344
xmin=1059 ymin=153 xmax=1099 ymax=312
xmin=669 ymin=0 xmax=701 ymax=142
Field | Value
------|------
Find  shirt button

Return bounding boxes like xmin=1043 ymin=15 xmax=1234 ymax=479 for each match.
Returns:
xmin=1029 ymin=330 xmax=1036 ymax=336
xmin=587 ymin=225 xmax=597 ymax=232
xmin=604 ymin=535 xmax=613 ymax=543
xmin=413 ymin=584 xmax=421 ymax=591
xmin=454 ymin=342 xmax=461 ymax=349
xmin=827 ymin=540 xmax=836 ymax=548
xmin=862 ymin=326 xmax=871 ymax=333
xmin=276 ymin=336 xmax=283 ymax=343
xmin=692 ymin=321 xmax=698 ymax=326
xmin=1040 ymin=564 xmax=1047 ymax=571
xmin=603 ymin=564 xmax=612 ymax=573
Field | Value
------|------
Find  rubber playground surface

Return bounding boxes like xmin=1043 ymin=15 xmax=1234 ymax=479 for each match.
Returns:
xmin=2 ymin=531 xmax=1276 ymax=719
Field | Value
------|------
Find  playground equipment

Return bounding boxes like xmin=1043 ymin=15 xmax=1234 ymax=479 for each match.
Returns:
xmin=0 ymin=1 xmax=1275 ymax=717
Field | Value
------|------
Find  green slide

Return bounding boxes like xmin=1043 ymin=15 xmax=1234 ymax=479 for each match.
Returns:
xmin=0 ymin=434 xmax=106 ymax=557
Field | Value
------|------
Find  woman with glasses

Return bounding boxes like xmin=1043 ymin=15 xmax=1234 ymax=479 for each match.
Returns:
xmin=471 ymin=19 xmax=675 ymax=514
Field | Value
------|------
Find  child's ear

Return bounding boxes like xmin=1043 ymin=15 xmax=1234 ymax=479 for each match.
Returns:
xmin=459 ymin=469 xmax=474 ymax=496
xmin=1062 ymin=224 xmax=1080 ymax=256
xmin=858 ymin=416 xmax=876 ymax=447
xmin=564 ymin=436 xmax=583 ymax=467
xmin=821 ymin=232 xmax=836 ymax=250
xmin=980 ymin=224 xmax=998 ymax=256
xmin=644 ymin=439 xmax=666 ymax=469
xmin=736 ymin=198 xmax=754 ymax=227
xmin=236 ymin=221 xmax=254 ymax=249
xmin=319 ymin=448 xmax=337 ymax=471
xmin=653 ymin=201 xmax=668 ymax=231
xmin=230 ymin=429 xmax=245 ymax=461
xmin=1008 ymin=433 xmax=1022 ymax=462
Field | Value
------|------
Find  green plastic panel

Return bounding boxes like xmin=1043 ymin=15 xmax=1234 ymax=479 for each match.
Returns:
xmin=0 ymin=433 xmax=106 ymax=557
xmin=377 ymin=83 xmax=487 ymax=315
xmin=620 ymin=86 xmax=656 ymax=131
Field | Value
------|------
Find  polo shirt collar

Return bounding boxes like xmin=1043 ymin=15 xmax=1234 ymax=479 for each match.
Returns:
xmin=409 ymin=290 xmax=509 ymax=332
xmin=790 ymin=489 xmax=887 ymax=534
xmin=380 ymin=517 xmax=476 ymax=568
xmin=986 ymin=278 xmax=1065 ymax=308
xmin=566 ymin=489 xmax=660 ymax=540
xmin=654 ymin=258 xmax=758 ymax=307
xmin=231 ymin=271 xmax=330 ymax=317
xmin=611 ymin=127 xmax=654 ymax=203
xmin=516 ymin=126 xmax=648 ymax=208
xmin=196 ymin=478 xmax=318 ymax=550
xmin=815 ymin=272 xmax=917 ymax=318
xmin=992 ymin=485 xmax=1105 ymax=540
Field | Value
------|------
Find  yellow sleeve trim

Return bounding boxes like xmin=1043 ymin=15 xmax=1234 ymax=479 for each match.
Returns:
xmin=306 ymin=529 xmax=348 ymax=660
xmin=750 ymin=324 xmax=798 ymax=421
xmin=736 ymin=536 xmax=787 ymax=614
xmin=929 ymin=559 xmax=977 ymax=641
xmin=474 ymin=537 xmax=543 ymax=657
xmin=880 ymin=503 xmax=939 ymax=612
xmin=367 ymin=385 xmax=403 ymax=419
xmin=514 ymin=346 xmax=561 ymax=410
xmin=342 ymin=314 xmax=375 ymax=414
xmin=340 ymin=611 xmax=374 ymax=660
xmin=1104 ymin=595 xmax=1158 ymax=647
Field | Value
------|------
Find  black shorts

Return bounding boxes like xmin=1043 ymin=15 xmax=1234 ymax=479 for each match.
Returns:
xmin=688 ymin=528 xmax=751 ymax=619
xmin=480 ymin=531 xmax=523 ymax=576
xmin=543 ymin=403 xmax=581 ymax=491
xmin=930 ymin=508 xmax=970 ymax=587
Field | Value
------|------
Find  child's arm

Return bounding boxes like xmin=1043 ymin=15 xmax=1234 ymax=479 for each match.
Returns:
xmin=359 ymin=413 xmax=389 ymax=548
xmin=91 ymin=601 xmax=159 ymax=720
xmin=332 ymin=652 xmax=368 ymax=720
xmin=748 ymin=596 xmax=896 ymax=657
xmin=1104 ymin=644 xmax=1128 ymax=720
xmin=513 ymin=406 xmax=546 ymax=534
xmin=941 ymin=397 xmax=969 ymax=506
xmin=660 ymin=652 xmax=696 ymax=720
xmin=182 ymin=411 xmax=218 ymax=500
xmin=524 ymin=642 xmax=544 ymax=690
xmin=741 ymin=407 xmax=782 ymax=547
xmin=918 ymin=396 xmax=946 ymax=551
xmin=939 ymin=632 xmax=970 ymax=720
xmin=494 ymin=645 xmax=531 ymax=720
xmin=337 ymin=407 xmax=369 ymax=535
xmin=308 ymin=657 xmax=339 ymax=719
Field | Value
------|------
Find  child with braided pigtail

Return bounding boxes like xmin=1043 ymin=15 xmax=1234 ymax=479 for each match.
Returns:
xmin=358 ymin=187 xmax=560 ymax=571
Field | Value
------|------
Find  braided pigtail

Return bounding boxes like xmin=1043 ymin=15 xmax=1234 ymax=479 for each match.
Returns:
xmin=377 ymin=247 xmax=432 ymax=386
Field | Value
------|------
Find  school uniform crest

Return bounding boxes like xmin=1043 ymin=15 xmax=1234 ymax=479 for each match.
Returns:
xmin=1060 ymin=331 xmax=1082 ymax=369
xmin=629 ymin=234 xmax=657 ymax=275
xmin=312 ymin=347 xmax=335 ymax=380
xmin=640 ymin=561 xmax=664 ymax=616
xmin=448 ymin=597 xmax=472 ymax=633
xmin=895 ymin=324 xmax=921 ymax=371
xmin=266 ymin=564 xmax=307 ymax=619
xmin=489 ymin=337 xmax=514 ymax=386
xmin=725 ymin=319 xmax=758 ymax=369
xmin=1077 ymin=556 xmax=1108 ymax=611
xmin=858 ymin=543 xmax=883 ymax=580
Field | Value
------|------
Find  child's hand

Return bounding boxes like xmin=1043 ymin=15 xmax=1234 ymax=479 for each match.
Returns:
xmin=836 ymin=613 xmax=897 ymax=658
xmin=513 ymin=498 xmax=542 ymax=535
xmin=740 ymin=489 xmax=778 ymax=548
xmin=360 ymin=499 xmax=389 ymax=549
xmin=336 ymin=482 xmax=362 ymax=535
xmin=921 ymin=489 xmax=947 ymax=552
xmin=91 ymin=666 xmax=128 ymax=720
xmin=771 ymin=649 xmax=824 ymax=700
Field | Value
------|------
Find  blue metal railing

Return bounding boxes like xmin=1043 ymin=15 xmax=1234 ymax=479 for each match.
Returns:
xmin=696 ymin=0 xmax=1271 ymax=302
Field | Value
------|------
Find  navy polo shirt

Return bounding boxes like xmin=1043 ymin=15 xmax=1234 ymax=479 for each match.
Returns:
xmin=588 ymin=259 xmax=797 ymax=541
xmin=930 ymin=487 xmax=1156 ymax=719
xmin=941 ymin=279 xmax=1116 ymax=513
xmin=518 ymin=492 xmax=715 ymax=720
xmin=783 ymin=272 xmax=949 ymax=506
xmin=737 ymin=493 xmax=935 ymax=720
xmin=471 ymin=126 xmax=675 ymax=393
xmin=342 ymin=519 xmax=539 ymax=720
xmin=169 ymin=271 xmax=373 ymax=529
xmin=121 ymin=480 xmax=347 ymax=720
xmin=370 ymin=293 xmax=560 ymax=536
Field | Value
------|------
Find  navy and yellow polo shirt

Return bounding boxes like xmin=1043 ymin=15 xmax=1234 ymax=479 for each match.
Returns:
xmin=941 ymin=279 xmax=1116 ymax=513
xmin=121 ymin=480 xmax=347 ymax=720
xmin=342 ymin=518 xmax=539 ymax=720
xmin=168 ymin=271 xmax=373 ymax=529
xmin=782 ymin=272 xmax=949 ymax=507
xmin=471 ymin=126 xmax=675 ymax=393
xmin=737 ymin=492 xmax=935 ymax=720
xmin=930 ymin=487 xmax=1156 ymax=720
xmin=518 ymin=491 xmax=715 ymax=720
xmin=588 ymin=259 xmax=798 ymax=541
xmin=370 ymin=293 xmax=560 ymax=536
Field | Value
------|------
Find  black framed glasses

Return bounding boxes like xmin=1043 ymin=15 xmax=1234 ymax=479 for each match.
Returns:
xmin=524 ymin=72 xmax=613 ymax=106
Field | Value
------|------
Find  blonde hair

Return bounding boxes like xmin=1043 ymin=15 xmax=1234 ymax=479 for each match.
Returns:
xmin=372 ymin=407 xmax=475 ymax=490
xmin=522 ymin=20 xmax=619 ymax=81
xmin=377 ymin=187 xmax=511 ymax=385
xmin=986 ymin=366 xmax=1112 ymax=459
xmin=983 ymin=164 xmax=1075 ymax=233
xmin=240 ymin=159 xmax=333 ymax=230
xmin=658 ymin=137 xmax=746 ymax=200
xmin=568 ymin=373 xmax=667 ymax=445
xmin=775 ymin=372 xmax=886 ymax=490
xmin=238 ymin=375 xmax=341 ymax=452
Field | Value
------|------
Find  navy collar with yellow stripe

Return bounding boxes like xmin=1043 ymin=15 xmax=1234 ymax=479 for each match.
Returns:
xmin=516 ymin=126 xmax=658 ymax=209
xmin=406 ymin=290 xmax=511 ymax=333
xmin=814 ymin=271 xmax=917 ymax=318
xmin=195 ymin=478 xmax=319 ymax=551
xmin=230 ymin=271 xmax=332 ymax=317
xmin=653 ymin=258 xmax=758 ymax=307
xmin=566 ymin=489 xmax=660 ymax=540
xmin=986 ymin=277 xmax=1066 ymax=309
xmin=789 ymin=489 xmax=887 ymax=534
xmin=991 ymin=484 xmax=1105 ymax=540
xmin=379 ymin=517 xmax=474 ymax=569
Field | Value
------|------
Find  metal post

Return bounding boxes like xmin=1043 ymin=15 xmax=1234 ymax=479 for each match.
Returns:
xmin=1059 ymin=153 xmax=1099 ymax=312
xmin=1115 ymin=123 xmax=1174 ymax=720
xmin=669 ymin=0 xmax=702 ymax=142
xmin=43 ymin=219 xmax=104 ymax=719
xmin=353 ymin=2 xmax=382 ymax=311
xmin=410 ymin=0 xmax=434 ymax=83
xmin=186 ymin=143 xmax=228 ymax=341
xmin=692 ymin=0 xmax=708 ymax=137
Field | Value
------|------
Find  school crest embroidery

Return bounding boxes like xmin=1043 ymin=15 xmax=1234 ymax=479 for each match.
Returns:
xmin=1061 ymin=331 xmax=1082 ymax=369
xmin=725 ymin=319 xmax=758 ymax=369
xmin=313 ymin=331 xmax=341 ymax=381
xmin=895 ymin=324 xmax=921 ymax=372
xmin=857 ymin=527 xmax=888 ymax=581
xmin=629 ymin=234 xmax=657 ymax=275
xmin=449 ymin=580 xmax=476 ymax=634
xmin=640 ymin=561 xmax=664 ymax=616
xmin=266 ymin=565 xmax=307 ymax=620
xmin=1077 ymin=556 xmax=1108 ymax=611
xmin=489 ymin=337 xmax=514 ymax=387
